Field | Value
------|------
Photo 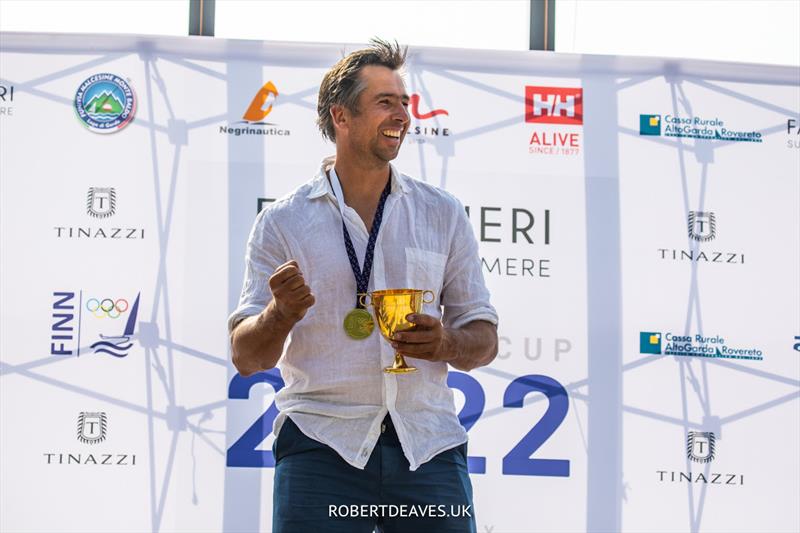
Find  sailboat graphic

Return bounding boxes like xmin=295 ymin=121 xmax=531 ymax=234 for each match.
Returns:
xmin=90 ymin=293 xmax=140 ymax=357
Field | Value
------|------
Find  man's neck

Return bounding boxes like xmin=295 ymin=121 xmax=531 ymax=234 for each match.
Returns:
xmin=333 ymin=159 xmax=389 ymax=206
xmin=332 ymin=153 xmax=391 ymax=232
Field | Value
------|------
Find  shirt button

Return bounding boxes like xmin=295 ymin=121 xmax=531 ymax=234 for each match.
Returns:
xmin=381 ymin=423 xmax=386 ymax=433
xmin=361 ymin=449 xmax=369 ymax=458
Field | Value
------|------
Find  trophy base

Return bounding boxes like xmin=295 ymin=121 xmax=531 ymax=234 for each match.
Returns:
xmin=384 ymin=366 xmax=418 ymax=374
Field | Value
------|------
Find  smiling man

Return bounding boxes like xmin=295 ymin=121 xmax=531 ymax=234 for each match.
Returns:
xmin=228 ymin=39 xmax=498 ymax=533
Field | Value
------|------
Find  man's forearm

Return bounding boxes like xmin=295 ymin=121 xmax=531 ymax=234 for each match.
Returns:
xmin=231 ymin=300 xmax=295 ymax=376
xmin=443 ymin=320 xmax=498 ymax=372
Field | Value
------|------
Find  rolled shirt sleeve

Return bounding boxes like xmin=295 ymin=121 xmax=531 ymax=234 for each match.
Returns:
xmin=440 ymin=200 xmax=498 ymax=330
xmin=227 ymin=208 xmax=288 ymax=333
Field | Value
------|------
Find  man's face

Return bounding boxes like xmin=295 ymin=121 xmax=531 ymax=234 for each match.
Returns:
xmin=343 ymin=65 xmax=410 ymax=163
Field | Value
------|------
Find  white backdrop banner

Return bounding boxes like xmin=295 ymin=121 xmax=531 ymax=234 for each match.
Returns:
xmin=1 ymin=32 xmax=798 ymax=533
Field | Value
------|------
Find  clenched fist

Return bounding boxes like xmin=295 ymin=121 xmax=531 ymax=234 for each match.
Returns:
xmin=268 ymin=260 xmax=315 ymax=323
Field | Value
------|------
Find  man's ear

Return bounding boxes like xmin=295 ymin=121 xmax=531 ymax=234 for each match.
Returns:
xmin=330 ymin=104 xmax=348 ymax=136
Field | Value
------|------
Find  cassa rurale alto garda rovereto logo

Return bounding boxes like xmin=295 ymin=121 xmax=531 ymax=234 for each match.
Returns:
xmin=639 ymin=331 xmax=763 ymax=361
xmin=638 ymin=113 xmax=761 ymax=143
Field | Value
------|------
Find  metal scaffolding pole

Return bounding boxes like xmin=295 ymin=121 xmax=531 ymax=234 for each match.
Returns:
xmin=530 ymin=0 xmax=556 ymax=51
xmin=189 ymin=0 xmax=215 ymax=37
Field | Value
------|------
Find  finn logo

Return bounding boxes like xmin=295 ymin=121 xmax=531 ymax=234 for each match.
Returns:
xmin=640 ymin=332 xmax=662 ymax=354
xmin=525 ymin=86 xmax=583 ymax=125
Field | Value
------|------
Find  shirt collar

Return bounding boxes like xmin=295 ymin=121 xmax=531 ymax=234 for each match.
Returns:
xmin=306 ymin=155 xmax=410 ymax=199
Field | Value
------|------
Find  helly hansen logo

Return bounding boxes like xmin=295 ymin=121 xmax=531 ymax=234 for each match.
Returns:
xmin=525 ymin=86 xmax=583 ymax=125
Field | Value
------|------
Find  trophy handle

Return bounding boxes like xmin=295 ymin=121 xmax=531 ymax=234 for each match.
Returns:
xmin=422 ymin=290 xmax=435 ymax=304
xmin=358 ymin=292 xmax=371 ymax=308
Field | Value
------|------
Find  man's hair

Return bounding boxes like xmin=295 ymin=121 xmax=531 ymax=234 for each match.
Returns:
xmin=317 ymin=38 xmax=407 ymax=142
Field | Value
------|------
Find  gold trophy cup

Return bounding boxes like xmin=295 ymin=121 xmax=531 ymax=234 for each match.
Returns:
xmin=360 ymin=289 xmax=435 ymax=374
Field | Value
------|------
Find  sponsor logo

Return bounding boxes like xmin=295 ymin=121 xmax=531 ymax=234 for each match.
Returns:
xmin=220 ymin=81 xmax=290 ymax=137
xmin=639 ymin=330 xmax=763 ymax=360
xmin=658 ymin=210 xmax=743 ymax=264
xmin=687 ymin=211 xmax=715 ymax=241
xmin=656 ymin=430 xmax=744 ymax=486
xmin=74 ymin=74 xmax=136 ymax=134
xmin=50 ymin=291 xmax=141 ymax=357
xmin=409 ymin=93 xmax=448 ymax=120
xmin=44 ymin=412 xmax=137 ymax=467
xmin=639 ymin=332 xmax=661 ymax=355
xmin=0 ymin=84 xmax=14 ymax=117
xmin=86 ymin=187 xmax=116 ymax=218
xmin=407 ymin=93 xmax=450 ymax=142
xmin=54 ymin=188 xmax=144 ymax=239
xmin=788 ymin=118 xmax=799 ymax=149
xmin=640 ymin=114 xmax=661 ymax=136
xmin=525 ymin=87 xmax=583 ymax=125
xmin=77 ymin=412 xmax=107 ymax=444
xmin=638 ymin=113 xmax=762 ymax=143
xmin=687 ymin=431 xmax=715 ymax=463
xmin=464 ymin=205 xmax=551 ymax=278
xmin=525 ymin=86 xmax=583 ymax=157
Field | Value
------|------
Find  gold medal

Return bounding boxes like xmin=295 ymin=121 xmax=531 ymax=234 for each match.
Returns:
xmin=343 ymin=308 xmax=374 ymax=340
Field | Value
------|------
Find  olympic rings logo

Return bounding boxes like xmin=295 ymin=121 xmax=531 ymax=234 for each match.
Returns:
xmin=86 ymin=298 xmax=129 ymax=319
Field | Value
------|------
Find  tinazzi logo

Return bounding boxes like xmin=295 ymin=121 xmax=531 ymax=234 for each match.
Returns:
xmin=0 ymin=84 xmax=14 ymax=117
xmin=50 ymin=291 xmax=140 ymax=357
xmin=525 ymin=86 xmax=582 ymax=157
xmin=638 ymin=330 xmax=763 ymax=360
xmin=54 ymin=188 xmax=144 ymax=239
xmin=74 ymin=74 xmax=136 ymax=134
xmin=638 ymin=113 xmax=762 ymax=143
xmin=656 ymin=430 xmax=743 ymax=486
xmin=220 ymin=81 xmax=290 ymax=137
xmin=788 ymin=118 xmax=799 ymax=149
xmin=87 ymin=187 xmax=116 ymax=218
xmin=77 ymin=412 xmax=107 ymax=444
xmin=43 ymin=411 xmax=137 ymax=467
xmin=658 ymin=210 xmax=743 ymax=264
xmin=687 ymin=431 xmax=715 ymax=463
xmin=687 ymin=211 xmax=715 ymax=241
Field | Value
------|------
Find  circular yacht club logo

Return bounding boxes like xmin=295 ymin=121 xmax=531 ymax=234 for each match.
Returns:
xmin=74 ymin=73 xmax=136 ymax=133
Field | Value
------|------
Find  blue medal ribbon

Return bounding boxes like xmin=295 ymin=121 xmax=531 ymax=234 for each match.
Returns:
xmin=329 ymin=168 xmax=392 ymax=308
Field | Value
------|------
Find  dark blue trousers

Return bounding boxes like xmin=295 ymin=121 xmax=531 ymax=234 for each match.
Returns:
xmin=272 ymin=415 xmax=477 ymax=533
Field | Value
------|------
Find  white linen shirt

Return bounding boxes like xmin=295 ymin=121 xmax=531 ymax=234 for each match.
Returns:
xmin=228 ymin=156 xmax=498 ymax=471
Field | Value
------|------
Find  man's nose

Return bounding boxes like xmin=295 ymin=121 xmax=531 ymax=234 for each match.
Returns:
xmin=393 ymin=105 xmax=409 ymax=124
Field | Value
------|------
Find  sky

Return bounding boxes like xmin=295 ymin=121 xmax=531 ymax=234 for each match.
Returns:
xmin=1 ymin=0 xmax=798 ymax=66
